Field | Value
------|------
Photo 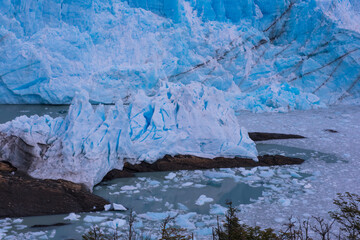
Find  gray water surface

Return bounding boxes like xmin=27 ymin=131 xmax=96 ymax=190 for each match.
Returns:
xmin=0 ymin=105 xmax=69 ymax=124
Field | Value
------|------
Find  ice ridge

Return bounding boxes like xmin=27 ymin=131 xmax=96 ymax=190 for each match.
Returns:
xmin=0 ymin=82 xmax=257 ymax=189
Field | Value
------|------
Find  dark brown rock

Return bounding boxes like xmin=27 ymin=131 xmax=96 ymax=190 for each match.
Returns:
xmin=102 ymin=169 xmax=135 ymax=181
xmin=0 ymin=161 xmax=16 ymax=172
xmin=248 ymin=132 xmax=305 ymax=141
xmin=102 ymin=154 xmax=304 ymax=181
xmin=324 ymin=129 xmax=338 ymax=133
xmin=31 ymin=223 xmax=70 ymax=228
xmin=0 ymin=161 xmax=109 ymax=218
xmin=258 ymin=154 xmax=304 ymax=166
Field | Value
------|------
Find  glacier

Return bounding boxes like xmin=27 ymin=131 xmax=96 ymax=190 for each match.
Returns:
xmin=1 ymin=0 xmax=360 ymax=188
xmin=0 ymin=0 xmax=359 ymax=110
xmin=0 ymin=82 xmax=257 ymax=189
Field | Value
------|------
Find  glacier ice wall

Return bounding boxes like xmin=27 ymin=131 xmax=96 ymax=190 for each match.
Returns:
xmin=0 ymin=0 xmax=359 ymax=111
xmin=0 ymin=83 xmax=257 ymax=188
xmin=318 ymin=0 xmax=360 ymax=34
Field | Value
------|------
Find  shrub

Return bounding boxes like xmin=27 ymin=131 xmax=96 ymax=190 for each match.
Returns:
xmin=159 ymin=215 xmax=193 ymax=240
xmin=330 ymin=192 xmax=360 ymax=240
xmin=213 ymin=201 xmax=279 ymax=240
xmin=82 ymin=192 xmax=360 ymax=240
xmin=82 ymin=226 xmax=109 ymax=240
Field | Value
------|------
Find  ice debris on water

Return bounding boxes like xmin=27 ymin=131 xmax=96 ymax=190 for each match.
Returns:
xmin=83 ymin=216 xmax=108 ymax=223
xmin=121 ymin=185 xmax=137 ymax=191
xmin=259 ymin=170 xmax=275 ymax=178
xmin=0 ymin=161 xmax=335 ymax=239
xmin=113 ymin=203 xmax=127 ymax=211
xmin=165 ymin=172 xmax=177 ymax=180
xmin=175 ymin=213 xmax=197 ymax=230
xmin=12 ymin=219 xmax=23 ymax=224
xmin=140 ymin=212 xmax=177 ymax=221
xmin=177 ymin=203 xmax=189 ymax=211
xmin=100 ymin=219 xmax=126 ymax=229
xmin=278 ymin=198 xmax=291 ymax=207
xmin=104 ymin=204 xmax=112 ymax=211
xmin=195 ymin=195 xmax=214 ymax=206
xmin=181 ymin=182 xmax=194 ymax=187
xmin=210 ymin=204 xmax=227 ymax=215
xmin=64 ymin=213 xmax=80 ymax=221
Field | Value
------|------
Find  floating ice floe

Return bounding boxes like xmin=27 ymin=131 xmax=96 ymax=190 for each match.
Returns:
xmin=195 ymin=195 xmax=214 ymax=206
xmin=209 ymin=204 xmax=227 ymax=215
xmin=181 ymin=182 xmax=194 ymax=187
xmin=100 ymin=219 xmax=126 ymax=229
xmin=164 ymin=172 xmax=177 ymax=180
xmin=64 ymin=213 xmax=80 ymax=221
xmin=113 ymin=203 xmax=127 ymax=211
xmin=121 ymin=185 xmax=138 ymax=191
xmin=12 ymin=219 xmax=23 ymax=224
xmin=139 ymin=211 xmax=177 ymax=221
xmin=278 ymin=198 xmax=291 ymax=207
xmin=104 ymin=204 xmax=112 ymax=211
xmin=83 ymin=216 xmax=108 ymax=223
xmin=175 ymin=213 xmax=197 ymax=230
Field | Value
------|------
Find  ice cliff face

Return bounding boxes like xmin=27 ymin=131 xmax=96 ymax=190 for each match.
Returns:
xmin=317 ymin=0 xmax=360 ymax=34
xmin=0 ymin=0 xmax=359 ymax=110
xmin=0 ymin=83 xmax=257 ymax=189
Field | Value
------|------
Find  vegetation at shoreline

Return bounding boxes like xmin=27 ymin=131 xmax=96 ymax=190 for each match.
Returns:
xmin=82 ymin=192 xmax=360 ymax=240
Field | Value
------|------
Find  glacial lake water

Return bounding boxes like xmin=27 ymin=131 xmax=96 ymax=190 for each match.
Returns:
xmin=0 ymin=105 xmax=343 ymax=239
xmin=0 ymin=142 xmax=341 ymax=240
xmin=0 ymin=104 xmax=69 ymax=124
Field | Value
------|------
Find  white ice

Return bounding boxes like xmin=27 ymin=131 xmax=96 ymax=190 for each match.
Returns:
xmin=195 ymin=195 xmax=214 ymax=206
xmin=64 ymin=213 xmax=80 ymax=221
xmin=0 ymin=82 xmax=257 ymax=189
xmin=83 ymin=216 xmax=108 ymax=223
xmin=113 ymin=203 xmax=127 ymax=211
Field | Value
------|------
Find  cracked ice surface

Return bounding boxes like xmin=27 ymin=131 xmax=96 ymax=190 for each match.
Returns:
xmin=0 ymin=0 xmax=359 ymax=111
xmin=0 ymin=82 xmax=257 ymax=189
xmin=235 ymin=104 xmax=360 ymax=228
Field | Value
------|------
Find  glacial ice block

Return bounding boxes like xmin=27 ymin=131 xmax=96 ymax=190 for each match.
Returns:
xmin=128 ymin=82 xmax=257 ymax=160
xmin=0 ymin=83 xmax=258 ymax=189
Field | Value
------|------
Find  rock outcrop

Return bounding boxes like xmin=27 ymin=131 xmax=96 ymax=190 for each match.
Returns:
xmin=102 ymin=154 xmax=304 ymax=181
xmin=248 ymin=132 xmax=305 ymax=141
xmin=0 ymin=161 xmax=109 ymax=218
